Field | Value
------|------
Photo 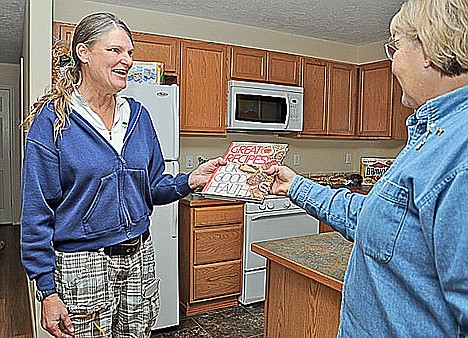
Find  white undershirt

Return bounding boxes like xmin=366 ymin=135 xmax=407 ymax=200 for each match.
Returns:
xmin=71 ymin=89 xmax=131 ymax=155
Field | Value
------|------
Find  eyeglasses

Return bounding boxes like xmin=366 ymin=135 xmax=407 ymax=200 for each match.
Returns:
xmin=384 ymin=38 xmax=399 ymax=61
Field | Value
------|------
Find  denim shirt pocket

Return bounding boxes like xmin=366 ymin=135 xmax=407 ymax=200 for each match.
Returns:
xmin=357 ymin=178 xmax=409 ymax=263
xmin=123 ymin=168 xmax=152 ymax=222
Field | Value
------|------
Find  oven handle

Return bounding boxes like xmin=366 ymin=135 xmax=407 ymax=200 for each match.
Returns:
xmin=248 ymin=209 xmax=307 ymax=222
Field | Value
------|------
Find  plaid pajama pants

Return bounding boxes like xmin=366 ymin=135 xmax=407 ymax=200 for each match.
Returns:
xmin=54 ymin=235 xmax=160 ymax=338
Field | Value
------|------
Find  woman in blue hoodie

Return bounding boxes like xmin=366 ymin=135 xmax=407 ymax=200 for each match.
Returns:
xmin=21 ymin=12 xmax=224 ymax=338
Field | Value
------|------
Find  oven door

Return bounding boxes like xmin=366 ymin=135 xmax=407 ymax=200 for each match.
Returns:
xmin=244 ymin=209 xmax=319 ymax=271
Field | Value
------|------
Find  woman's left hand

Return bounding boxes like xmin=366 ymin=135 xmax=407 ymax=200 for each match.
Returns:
xmin=188 ymin=157 xmax=226 ymax=190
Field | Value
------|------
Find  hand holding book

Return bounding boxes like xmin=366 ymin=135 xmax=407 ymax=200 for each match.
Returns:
xmin=188 ymin=157 xmax=227 ymax=190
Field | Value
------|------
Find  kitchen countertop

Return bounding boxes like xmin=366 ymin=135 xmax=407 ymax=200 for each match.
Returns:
xmin=251 ymin=232 xmax=353 ymax=292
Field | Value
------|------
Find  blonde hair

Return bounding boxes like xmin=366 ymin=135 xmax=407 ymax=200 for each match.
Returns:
xmin=390 ymin=0 xmax=468 ymax=76
xmin=22 ymin=12 xmax=133 ymax=140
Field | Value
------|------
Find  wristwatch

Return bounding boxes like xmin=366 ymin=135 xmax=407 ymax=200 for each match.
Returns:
xmin=36 ymin=288 xmax=58 ymax=302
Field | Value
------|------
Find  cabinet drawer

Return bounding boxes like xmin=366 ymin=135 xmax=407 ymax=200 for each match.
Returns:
xmin=193 ymin=204 xmax=243 ymax=227
xmin=193 ymin=260 xmax=242 ymax=300
xmin=194 ymin=224 xmax=243 ymax=265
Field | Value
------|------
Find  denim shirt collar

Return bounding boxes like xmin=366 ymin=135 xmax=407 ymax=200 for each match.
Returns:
xmin=407 ymin=85 xmax=468 ymax=127
xmin=405 ymin=85 xmax=468 ymax=148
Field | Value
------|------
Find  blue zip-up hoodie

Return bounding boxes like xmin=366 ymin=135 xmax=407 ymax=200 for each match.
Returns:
xmin=21 ymin=98 xmax=191 ymax=290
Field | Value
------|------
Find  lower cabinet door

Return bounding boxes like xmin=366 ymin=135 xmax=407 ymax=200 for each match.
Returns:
xmin=193 ymin=260 xmax=242 ymax=300
xmin=194 ymin=224 xmax=243 ymax=265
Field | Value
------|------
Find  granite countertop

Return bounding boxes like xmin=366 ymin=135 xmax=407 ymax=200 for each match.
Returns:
xmin=251 ymin=232 xmax=353 ymax=292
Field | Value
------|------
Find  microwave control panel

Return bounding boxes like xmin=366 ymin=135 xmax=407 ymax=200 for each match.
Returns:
xmin=289 ymin=96 xmax=300 ymax=122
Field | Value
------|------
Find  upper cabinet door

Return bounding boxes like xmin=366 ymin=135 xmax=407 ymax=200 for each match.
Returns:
xmin=327 ymin=62 xmax=358 ymax=136
xmin=230 ymin=46 xmax=267 ymax=81
xmin=132 ymin=33 xmax=180 ymax=75
xmin=180 ymin=40 xmax=228 ymax=135
xmin=302 ymin=57 xmax=328 ymax=135
xmin=267 ymin=52 xmax=301 ymax=86
xmin=357 ymin=61 xmax=393 ymax=138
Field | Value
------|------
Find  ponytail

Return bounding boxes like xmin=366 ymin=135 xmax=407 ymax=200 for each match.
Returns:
xmin=22 ymin=64 xmax=80 ymax=140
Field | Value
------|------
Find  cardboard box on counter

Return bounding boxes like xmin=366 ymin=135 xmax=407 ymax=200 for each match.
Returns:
xmin=360 ymin=157 xmax=395 ymax=185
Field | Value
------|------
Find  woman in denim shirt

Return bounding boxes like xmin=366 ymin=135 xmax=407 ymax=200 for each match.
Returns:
xmin=267 ymin=0 xmax=468 ymax=336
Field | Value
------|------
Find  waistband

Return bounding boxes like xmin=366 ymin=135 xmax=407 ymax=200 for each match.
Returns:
xmin=100 ymin=229 xmax=150 ymax=256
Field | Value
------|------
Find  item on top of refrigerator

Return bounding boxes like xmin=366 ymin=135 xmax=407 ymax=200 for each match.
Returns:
xmin=360 ymin=157 xmax=395 ymax=185
xmin=127 ymin=61 xmax=164 ymax=84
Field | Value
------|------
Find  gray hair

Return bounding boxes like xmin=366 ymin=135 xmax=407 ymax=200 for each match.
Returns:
xmin=390 ymin=0 xmax=468 ymax=76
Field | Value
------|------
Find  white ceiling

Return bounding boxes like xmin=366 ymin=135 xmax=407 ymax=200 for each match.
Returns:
xmin=0 ymin=0 xmax=403 ymax=64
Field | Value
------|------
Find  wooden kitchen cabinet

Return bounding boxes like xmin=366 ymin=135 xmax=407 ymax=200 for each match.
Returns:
xmin=230 ymin=46 xmax=267 ymax=81
xmin=230 ymin=46 xmax=301 ymax=85
xmin=357 ymin=61 xmax=412 ymax=140
xmin=179 ymin=197 xmax=244 ymax=315
xmin=301 ymin=58 xmax=358 ymax=137
xmin=132 ymin=32 xmax=180 ymax=76
xmin=267 ymin=52 xmax=301 ymax=85
xmin=180 ymin=40 xmax=229 ymax=135
xmin=357 ymin=61 xmax=393 ymax=138
xmin=328 ymin=62 xmax=358 ymax=136
xmin=301 ymin=57 xmax=328 ymax=135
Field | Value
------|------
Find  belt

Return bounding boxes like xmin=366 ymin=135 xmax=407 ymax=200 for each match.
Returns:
xmin=102 ymin=230 xmax=150 ymax=256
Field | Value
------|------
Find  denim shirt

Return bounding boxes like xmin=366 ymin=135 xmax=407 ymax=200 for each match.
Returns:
xmin=289 ymin=85 xmax=468 ymax=337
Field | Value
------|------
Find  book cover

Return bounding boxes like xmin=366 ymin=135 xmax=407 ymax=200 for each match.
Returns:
xmin=200 ymin=142 xmax=289 ymax=203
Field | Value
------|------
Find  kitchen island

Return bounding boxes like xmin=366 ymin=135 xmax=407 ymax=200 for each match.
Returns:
xmin=252 ymin=232 xmax=353 ymax=338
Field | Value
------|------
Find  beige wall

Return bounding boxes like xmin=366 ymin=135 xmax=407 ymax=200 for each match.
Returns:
xmin=180 ymin=135 xmax=404 ymax=175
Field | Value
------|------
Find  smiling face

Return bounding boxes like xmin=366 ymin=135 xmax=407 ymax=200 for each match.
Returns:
xmin=77 ymin=27 xmax=134 ymax=95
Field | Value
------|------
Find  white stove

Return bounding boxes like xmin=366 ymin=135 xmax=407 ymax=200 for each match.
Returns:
xmin=239 ymin=195 xmax=319 ymax=305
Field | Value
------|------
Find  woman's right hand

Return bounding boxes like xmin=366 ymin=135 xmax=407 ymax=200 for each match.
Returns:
xmin=265 ymin=165 xmax=297 ymax=196
xmin=41 ymin=294 xmax=74 ymax=337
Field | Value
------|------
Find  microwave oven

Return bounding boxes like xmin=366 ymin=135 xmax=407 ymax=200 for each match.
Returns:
xmin=227 ymin=80 xmax=304 ymax=133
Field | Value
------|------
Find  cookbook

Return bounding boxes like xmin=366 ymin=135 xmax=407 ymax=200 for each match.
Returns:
xmin=200 ymin=141 xmax=289 ymax=203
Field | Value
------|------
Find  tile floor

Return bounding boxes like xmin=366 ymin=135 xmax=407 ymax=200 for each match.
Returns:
xmin=151 ymin=302 xmax=264 ymax=337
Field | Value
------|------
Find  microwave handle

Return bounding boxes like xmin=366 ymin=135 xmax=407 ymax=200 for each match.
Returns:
xmin=284 ymin=94 xmax=291 ymax=129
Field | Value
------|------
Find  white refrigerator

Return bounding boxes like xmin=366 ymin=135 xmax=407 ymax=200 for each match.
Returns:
xmin=122 ymin=83 xmax=180 ymax=330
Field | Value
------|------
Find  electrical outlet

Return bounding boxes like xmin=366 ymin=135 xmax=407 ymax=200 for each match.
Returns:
xmin=185 ymin=155 xmax=194 ymax=169
xmin=345 ymin=152 xmax=353 ymax=165
xmin=293 ymin=153 xmax=301 ymax=166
